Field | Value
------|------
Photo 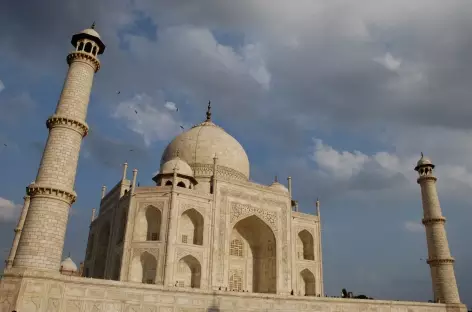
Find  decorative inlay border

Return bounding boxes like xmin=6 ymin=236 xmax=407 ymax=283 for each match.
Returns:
xmin=139 ymin=202 xmax=164 ymax=211
xmin=427 ymin=257 xmax=455 ymax=266
xmin=46 ymin=115 xmax=89 ymax=137
xmin=133 ymin=247 xmax=159 ymax=259
xmin=192 ymin=163 xmax=247 ymax=181
xmin=422 ymin=217 xmax=446 ymax=225
xmin=230 ymin=203 xmax=278 ymax=233
xmin=175 ymin=247 xmax=203 ymax=264
xmin=67 ymin=51 xmax=101 ymax=72
xmin=180 ymin=204 xmax=205 ymax=216
xmin=27 ymin=184 xmax=77 ymax=204
xmin=417 ymin=176 xmax=437 ymax=183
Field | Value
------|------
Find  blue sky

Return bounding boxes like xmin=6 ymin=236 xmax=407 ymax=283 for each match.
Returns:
xmin=0 ymin=0 xmax=471 ymax=305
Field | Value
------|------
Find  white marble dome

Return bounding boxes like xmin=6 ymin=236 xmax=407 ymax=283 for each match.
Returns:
xmin=160 ymin=157 xmax=194 ymax=177
xmin=60 ymin=257 xmax=78 ymax=272
xmin=269 ymin=181 xmax=289 ymax=193
xmin=160 ymin=120 xmax=250 ymax=180
xmin=415 ymin=153 xmax=434 ymax=170
xmin=80 ymin=27 xmax=101 ymax=39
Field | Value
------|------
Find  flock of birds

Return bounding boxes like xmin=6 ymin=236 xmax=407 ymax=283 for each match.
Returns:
xmin=115 ymin=90 xmax=185 ymax=156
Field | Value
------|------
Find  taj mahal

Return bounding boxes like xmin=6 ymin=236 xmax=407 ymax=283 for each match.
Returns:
xmin=0 ymin=25 xmax=468 ymax=312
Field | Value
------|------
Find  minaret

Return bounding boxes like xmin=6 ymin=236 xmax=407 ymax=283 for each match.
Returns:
xmin=13 ymin=24 xmax=105 ymax=271
xmin=415 ymin=154 xmax=461 ymax=303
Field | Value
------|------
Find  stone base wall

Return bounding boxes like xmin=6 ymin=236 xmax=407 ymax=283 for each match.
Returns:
xmin=0 ymin=269 xmax=467 ymax=312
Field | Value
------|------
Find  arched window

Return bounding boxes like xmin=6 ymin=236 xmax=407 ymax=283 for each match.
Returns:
xmin=84 ymin=42 xmax=92 ymax=53
xmin=165 ymin=180 xmax=172 ymax=186
xmin=92 ymin=46 xmax=97 ymax=55
xmin=180 ymin=209 xmax=204 ymax=245
xmin=300 ymin=269 xmax=316 ymax=296
xmin=230 ymin=239 xmax=243 ymax=257
xmin=78 ymin=42 xmax=84 ymax=51
xmin=298 ymin=230 xmax=315 ymax=260
xmin=145 ymin=206 xmax=161 ymax=241
xmin=177 ymin=181 xmax=186 ymax=188
xmin=229 ymin=271 xmax=243 ymax=291
xmin=176 ymin=255 xmax=201 ymax=288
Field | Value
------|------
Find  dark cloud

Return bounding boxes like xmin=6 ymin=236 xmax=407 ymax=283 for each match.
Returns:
xmin=2 ymin=0 xmax=472 ymax=306
xmin=82 ymin=129 xmax=151 ymax=168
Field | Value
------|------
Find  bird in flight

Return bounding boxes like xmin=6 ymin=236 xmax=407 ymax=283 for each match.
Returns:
xmin=117 ymin=91 xmax=121 ymax=94
xmin=180 ymin=125 xmax=184 ymax=130
xmin=134 ymin=110 xmax=138 ymax=114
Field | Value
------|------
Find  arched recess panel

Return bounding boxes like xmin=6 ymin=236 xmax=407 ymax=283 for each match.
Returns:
xmin=180 ymin=209 xmax=204 ymax=245
xmin=230 ymin=215 xmax=276 ymax=294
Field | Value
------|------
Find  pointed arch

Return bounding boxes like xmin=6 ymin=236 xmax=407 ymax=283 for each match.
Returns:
xmin=77 ymin=41 xmax=84 ymax=51
xmin=297 ymin=230 xmax=314 ymax=260
xmin=141 ymin=252 xmax=157 ymax=284
xmin=84 ymin=42 xmax=92 ymax=53
xmin=176 ymin=255 xmax=201 ymax=288
xmin=135 ymin=205 xmax=162 ymax=241
xmin=146 ymin=206 xmax=162 ymax=241
xmin=165 ymin=180 xmax=172 ymax=186
xmin=177 ymin=181 xmax=186 ymax=188
xmin=300 ymin=269 xmax=316 ymax=296
xmin=231 ymin=215 xmax=276 ymax=294
xmin=180 ymin=208 xmax=204 ymax=245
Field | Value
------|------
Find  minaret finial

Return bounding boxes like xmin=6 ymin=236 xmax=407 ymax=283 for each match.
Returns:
xmin=421 ymin=152 xmax=424 ymax=158
xmin=91 ymin=21 xmax=96 ymax=29
xmin=274 ymin=175 xmax=278 ymax=183
xmin=206 ymin=101 xmax=212 ymax=121
xmin=68 ymin=252 xmax=71 ymax=258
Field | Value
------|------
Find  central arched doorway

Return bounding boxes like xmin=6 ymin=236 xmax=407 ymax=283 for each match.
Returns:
xmin=230 ymin=215 xmax=276 ymax=293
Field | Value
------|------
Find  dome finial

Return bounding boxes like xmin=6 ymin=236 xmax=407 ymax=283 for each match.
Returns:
xmin=421 ymin=152 xmax=424 ymax=158
xmin=91 ymin=21 xmax=96 ymax=29
xmin=274 ymin=175 xmax=278 ymax=183
xmin=206 ymin=101 xmax=212 ymax=121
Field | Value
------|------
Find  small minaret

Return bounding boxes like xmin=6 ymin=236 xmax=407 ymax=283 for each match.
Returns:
xmin=101 ymin=185 xmax=107 ymax=199
xmin=415 ymin=153 xmax=461 ymax=303
xmin=5 ymin=195 xmax=30 ymax=269
xmin=13 ymin=24 xmax=105 ymax=271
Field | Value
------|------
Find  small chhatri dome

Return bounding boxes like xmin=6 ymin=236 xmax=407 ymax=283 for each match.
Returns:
xmin=269 ymin=176 xmax=289 ymax=193
xmin=160 ymin=102 xmax=250 ymax=180
xmin=160 ymin=155 xmax=194 ymax=177
xmin=60 ymin=256 xmax=78 ymax=272
xmin=415 ymin=152 xmax=435 ymax=171
xmin=71 ymin=23 xmax=106 ymax=54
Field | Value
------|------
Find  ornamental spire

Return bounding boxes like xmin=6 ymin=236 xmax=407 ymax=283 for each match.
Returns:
xmin=206 ymin=101 xmax=212 ymax=121
xmin=91 ymin=21 xmax=96 ymax=29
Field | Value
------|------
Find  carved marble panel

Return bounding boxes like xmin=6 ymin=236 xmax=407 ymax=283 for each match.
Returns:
xmin=180 ymin=203 xmax=205 ymax=216
xmin=47 ymin=298 xmax=60 ymax=312
xmin=66 ymin=300 xmax=83 ymax=312
xmin=124 ymin=304 xmax=141 ymax=312
xmin=22 ymin=296 xmax=41 ymax=312
xmin=133 ymin=247 xmax=160 ymax=259
xmin=86 ymin=301 xmax=103 ymax=312
xmin=230 ymin=203 xmax=278 ymax=232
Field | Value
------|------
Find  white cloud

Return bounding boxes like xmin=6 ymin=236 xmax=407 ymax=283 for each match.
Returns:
xmin=0 ymin=197 xmax=21 ymax=222
xmin=0 ymin=80 xmax=4 ymax=93
xmin=404 ymin=221 xmax=424 ymax=233
xmin=374 ymin=53 xmax=402 ymax=72
xmin=164 ymin=101 xmax=178 ymax=111
xmin=112 ymin=93 xmax=182 ymax=146
xmin=311 ymin=139 xmax=369 ymax=180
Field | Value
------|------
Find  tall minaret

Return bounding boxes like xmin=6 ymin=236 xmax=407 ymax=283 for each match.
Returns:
xmin=415 ymin=154 xmax=461 ymax=303
xmin=13 ymin=24 xmax=105 ymax=271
